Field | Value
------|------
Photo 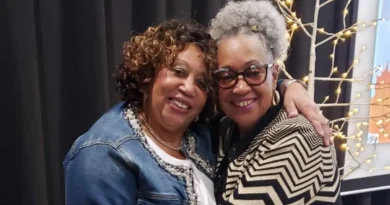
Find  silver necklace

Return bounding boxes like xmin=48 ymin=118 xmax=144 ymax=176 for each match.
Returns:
xmin=139 ymin=113 xmax=182 ymax=151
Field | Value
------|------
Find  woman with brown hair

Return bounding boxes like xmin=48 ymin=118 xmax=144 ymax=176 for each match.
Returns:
xmin=64 ymin=19 xmax=331 ymax=205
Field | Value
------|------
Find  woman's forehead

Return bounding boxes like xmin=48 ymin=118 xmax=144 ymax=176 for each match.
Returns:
xmin=217 ymin=35 xmax=272 ymax=65
xmin=175 ymin=44 xmax=207 ymax=72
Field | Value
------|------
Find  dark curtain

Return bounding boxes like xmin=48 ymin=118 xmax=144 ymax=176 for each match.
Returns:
xmin=1 ymin=0 xmax=388 ymax=205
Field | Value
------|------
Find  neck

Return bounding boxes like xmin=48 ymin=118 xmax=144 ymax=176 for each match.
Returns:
xmin=238 ymin=124 xmax=255 ymax=139
xmin=141 ymin=109 xmax=184 ymax=148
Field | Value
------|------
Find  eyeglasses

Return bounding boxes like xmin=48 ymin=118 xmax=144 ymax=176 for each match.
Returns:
xmin=213 ymin=64 xmax=273 ymax=89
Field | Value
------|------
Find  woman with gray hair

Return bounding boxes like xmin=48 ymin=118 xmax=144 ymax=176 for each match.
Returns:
xmin=210 ymin=1 xmax=342 ymax=204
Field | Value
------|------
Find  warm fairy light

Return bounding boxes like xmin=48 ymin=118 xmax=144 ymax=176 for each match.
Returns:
xmin=276 ymin=0 xmax=390 ymax=177
xmin=341 ymin=143 xmax=348 ymax=150
xmin=354 ymin=151 xmax=360 ymax=156
xmin=292 ymin=12 xmax=296 ymax=17
xmin=324 ymin=96 xmax=329 ymax=101
xmin=291 ymin=23 xmax=298 ymax=30
xmin=343 ymin=9 xmax=349 ymax=16
xmin=344 ymin=30 xmax=352 ymax=36
xmin=303 ymin=75 xmax=309 ymax=82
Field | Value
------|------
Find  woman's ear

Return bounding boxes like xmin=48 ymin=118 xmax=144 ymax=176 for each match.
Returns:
xmin=271 ymin=64 xmax=280 ymax=81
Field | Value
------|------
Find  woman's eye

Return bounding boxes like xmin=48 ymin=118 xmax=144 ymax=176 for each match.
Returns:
xmin=172 ymin=68 xmax=186 ymax=77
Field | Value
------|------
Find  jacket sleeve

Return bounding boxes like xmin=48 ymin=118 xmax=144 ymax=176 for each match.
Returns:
xmin=64 ymin=144 xmax=138 ymax=205
xmin=269 ymin=118 xmax=342 ymax=204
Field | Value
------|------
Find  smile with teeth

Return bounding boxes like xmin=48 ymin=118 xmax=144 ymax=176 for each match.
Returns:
xmin=170 ymin=98 xmax=190 ymax=109
xmin=232 ymin=99 xmax=255 ymax=107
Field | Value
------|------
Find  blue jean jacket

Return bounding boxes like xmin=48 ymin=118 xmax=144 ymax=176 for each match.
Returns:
xmin=63 ymin=103 xmax=216 ymax=205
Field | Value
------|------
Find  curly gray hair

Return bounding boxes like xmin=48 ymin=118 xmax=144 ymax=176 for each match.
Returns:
xmin=209 ymin=0 xmax=289 ymax=63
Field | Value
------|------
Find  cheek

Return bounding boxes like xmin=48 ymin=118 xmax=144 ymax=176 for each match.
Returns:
xmin=198 ymin=92 xmax=208 ymax=107
xmin=253 ymin=85 xmax=273 ymax=104
xmin=217 ymin=89 xmax=230 ymax=108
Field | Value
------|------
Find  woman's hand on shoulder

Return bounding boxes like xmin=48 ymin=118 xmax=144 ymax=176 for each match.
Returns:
xmin=280 ymin=80 xmax=332 ymax=147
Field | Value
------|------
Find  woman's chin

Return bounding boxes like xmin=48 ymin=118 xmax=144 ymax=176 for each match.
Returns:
xmin=161 ymin=114 xmax=191 ymax=130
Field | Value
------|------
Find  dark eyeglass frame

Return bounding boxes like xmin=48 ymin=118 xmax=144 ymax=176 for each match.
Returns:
xmin=213 ymin=64 xmax=274 ymax=89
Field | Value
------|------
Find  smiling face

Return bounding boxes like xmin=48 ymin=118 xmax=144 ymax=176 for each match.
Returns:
xmin=217 ymin=34 xmax=279 ymax=133
xmin=144 ymin=43 xmax=208 ymax=133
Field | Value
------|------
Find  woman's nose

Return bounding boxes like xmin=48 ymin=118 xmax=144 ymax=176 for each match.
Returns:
xmin=179 ymin=78 xmax=196 ymax=97
xmin=232 ymin=76 xmax=251 ymax=95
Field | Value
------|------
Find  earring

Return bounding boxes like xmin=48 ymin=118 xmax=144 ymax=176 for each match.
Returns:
xmin=272 ymin=90 xmax=280 ymax=106
xmin=194 ymin=116 xmax=199 ymax=122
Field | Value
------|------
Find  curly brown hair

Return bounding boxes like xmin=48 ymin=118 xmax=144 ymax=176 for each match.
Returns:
xmin=116 ymin=19 xmax=217 ymax=122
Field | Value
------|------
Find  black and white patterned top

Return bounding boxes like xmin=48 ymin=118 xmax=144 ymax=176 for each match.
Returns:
xmin=214 ymin=105 xmax=342 ymax=205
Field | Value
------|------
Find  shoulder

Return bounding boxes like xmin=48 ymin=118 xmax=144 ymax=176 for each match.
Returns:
xmin=64 ymin=103 xmax=141 ymax=164
xmin=268 ymin=109 xmax=323 ymax=148
xmin=64 ymin=142 xmax=138 ymax=204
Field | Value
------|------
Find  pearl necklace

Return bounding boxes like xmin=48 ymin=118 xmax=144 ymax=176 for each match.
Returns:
xmin=139 ymin=113 xmax=182 ymax=151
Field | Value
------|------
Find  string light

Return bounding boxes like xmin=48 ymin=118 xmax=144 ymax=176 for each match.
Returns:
xmin=291 ymin=23 xmax=298 ymax=30
xmin=344 ymin=30 xmax=352 ymax=36
xmin=343 ymin=9 xmax=349 ymax=16
xmin=275 ymin=0 xmax=390 ymax=177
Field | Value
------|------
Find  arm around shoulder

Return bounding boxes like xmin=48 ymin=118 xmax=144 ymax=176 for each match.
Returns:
xmin=64 ymin=144 xmax=138 ymax=205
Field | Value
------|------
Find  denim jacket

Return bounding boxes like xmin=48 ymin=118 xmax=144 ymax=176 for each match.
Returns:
xmin=63 ymin=103 xmax=216 ymax=205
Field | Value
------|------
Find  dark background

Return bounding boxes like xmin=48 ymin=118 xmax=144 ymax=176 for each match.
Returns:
xmin=1 ymin=0 xmax=389 ymax=204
